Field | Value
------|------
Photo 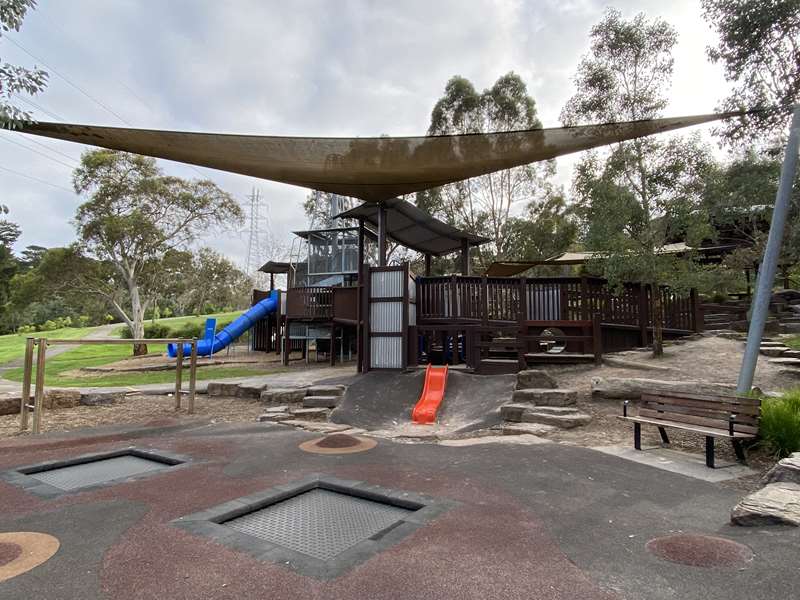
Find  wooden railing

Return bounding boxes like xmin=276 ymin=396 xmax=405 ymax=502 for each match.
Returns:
xmin=286 ymin=286 xmax=333 ymax=320
xmin=416 ymin=275 xmax=699 ymax=333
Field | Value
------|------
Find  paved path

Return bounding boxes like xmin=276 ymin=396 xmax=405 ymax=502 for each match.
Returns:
xmin=0 ymin=421 xmax=797 ymax=599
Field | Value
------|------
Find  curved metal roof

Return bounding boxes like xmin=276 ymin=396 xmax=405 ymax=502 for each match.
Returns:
xmin=334 ymin=198 xmax=490 ymax=256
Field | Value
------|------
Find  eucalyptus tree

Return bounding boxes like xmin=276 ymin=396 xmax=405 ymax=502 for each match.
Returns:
xmin=1 ymin=0 xmax=47 ymax=127
xmin=72 ymin=150 xmax=243 ymax=353
xmin=702 ymin=0 xmax=800 ymax=145
xmin=562 ymin=9 xmax=713 ymax=357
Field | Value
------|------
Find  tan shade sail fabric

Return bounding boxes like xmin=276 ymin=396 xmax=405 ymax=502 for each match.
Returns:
xmin=21 ymin=112 xmax=739 ymax=202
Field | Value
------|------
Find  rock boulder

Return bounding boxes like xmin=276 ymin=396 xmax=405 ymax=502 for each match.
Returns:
xmin=516 ymin=369 xmax=557 ymax=390
xmin=591 ymin=377 xmax=735 ymax=400
xmin=762 ymin=454 xmax=800 ymax=486
xmin=731 ymin=483 xmax=800 ymax=527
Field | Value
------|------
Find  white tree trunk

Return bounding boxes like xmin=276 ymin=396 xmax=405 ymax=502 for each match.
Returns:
xmin=128 ymin=278 xmax=148 ymax=356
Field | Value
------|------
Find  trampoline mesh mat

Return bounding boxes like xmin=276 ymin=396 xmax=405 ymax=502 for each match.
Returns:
xmin=28 ymin=455 xmax=170 ymax=491
xmin=223 ymin=488 xmax=412 ymax=560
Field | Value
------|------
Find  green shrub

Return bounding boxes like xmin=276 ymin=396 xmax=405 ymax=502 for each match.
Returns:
xmin=760 ymin=391 xmax=800 ymax=458
xmin=118 ymin=323 xmax=173 ymax=339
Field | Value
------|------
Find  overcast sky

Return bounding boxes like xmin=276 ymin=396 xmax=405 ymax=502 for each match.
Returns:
xmin=0 ymin=0 xmax=730 ymax=271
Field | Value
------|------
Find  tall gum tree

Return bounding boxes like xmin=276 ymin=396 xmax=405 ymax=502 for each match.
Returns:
xmin=72 ymin=150 xmax=244 ymax=353
xmin=561 ymin=9 xmax=714 ymax=357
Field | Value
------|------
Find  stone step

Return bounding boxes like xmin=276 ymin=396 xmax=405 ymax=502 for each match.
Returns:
xmin=303 ymin=395 xmax=341 ymax=409
xmin=516 ymin=369 xmax=558 ymax=390
xmin=501 ymin=404 xmax=591 ymax=428
xmin=783 ymin=350 xmax=800 ymax=359
xmin=704 ymin=323 xmax=732 ymax=331
xmin=511 ymin=388 xmax=576 ymax=407
xmin=760 ymin=341 xmax=787 ymax=346
xmin=261 ymin=388 xmax=307 ymax=405
xmin=502 ymin=422 xmax=557 ymax=436
xmin=760 ymin=347 xmax=788 ymax=357
xmin=257 ymin=412 xmax=292 ymax=422
xmin=237 ymin=383 xmax=269 ymax=399
xmin=767 ymin=357 xmax=800 ymax=367
xmin=305 ymin=385 xmax=346 ymax=397
xmin=783 ymin=323 xmax=800 ymax=334
xmin=207 ymin=382 xmax=240 ymax=397
xmin=288 ymin=407 xmax=329 ymax=421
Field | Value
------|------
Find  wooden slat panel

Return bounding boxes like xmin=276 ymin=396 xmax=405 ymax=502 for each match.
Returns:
xmin=641 ymin=391 xmax=760 ymax=406
xmin=642 ymin=396 xmax=761 ymax=416
xmin=638 ymin=408 xmax=758 ymax=434
xmin=619 ymin=415 xmax=755 ymax=438
xmin=642 ymin=401 xmax=759 ymax=425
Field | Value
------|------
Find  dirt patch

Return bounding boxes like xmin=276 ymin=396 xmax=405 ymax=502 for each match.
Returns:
xmin=0 ymin=393 xmax=268 ymax=439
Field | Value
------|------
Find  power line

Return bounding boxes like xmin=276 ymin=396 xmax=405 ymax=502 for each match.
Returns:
xmin=4 ymin=35 xmax=132 ymax=125
xmin=0 ymin=135 xmax=77 ymax=170
xmin=17 ymin=134 xmax=81 ymax=163
xmin=10 ymin=92 xmax=67 ymax=122
xmin=0 ymin=164 xmax=73 ymax=193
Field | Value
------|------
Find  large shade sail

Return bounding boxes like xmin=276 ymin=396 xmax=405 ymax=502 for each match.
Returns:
xmin=335 ymin=197 xmax=490 ymax=256
xmin=20 ymin=112 xmax=739 ymax=202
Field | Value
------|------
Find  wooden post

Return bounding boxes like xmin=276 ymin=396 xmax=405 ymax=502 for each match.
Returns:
xmin=32 ymin=338 xmax=47 ymax=435
xmin=481 ymin=275 xmax=489 ymax=325
xmin=282 ymin=317 xmax=290 ymax=366
xmin=175 ymin=342 xmax=183 ymax=409
xmin=592 ymin=314 xmax=603 ymax=365
xmin=460 ymin=238 xmax=470 ymax=276
xmin=330 ymin=325 xmax=337 ymax=366
xmin=580 ymin=276 xmax=589 ymax=320
xmin=638 ymin=284 xmax=649 ymax=346
xmin=377 ymin=203 xmax=387 ymax=267
xmin=690 ymin=288 xmax=703 ymax=333
xmin=19 ymin=337 xmax=35 ymax=432
xmin=518 ymin=278 xmax=527 ymax=370
xmin=188 ymin=339 xmax=198 ymax=414
xmin=424 ymin=253 xmax=432 ymax=276
xmin=269 ymin=272 xmax=275 ymax=291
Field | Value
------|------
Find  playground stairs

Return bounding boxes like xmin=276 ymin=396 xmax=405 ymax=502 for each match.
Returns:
xmin=257 ymin=384 xmax=346 ymax=423
xmin=500 ymin=370 xmax=591 ymax=434
xmin=702 ymin=290 xmax=800 ymax=334
xmin=477 ymin=333 xmax=596 ymax=375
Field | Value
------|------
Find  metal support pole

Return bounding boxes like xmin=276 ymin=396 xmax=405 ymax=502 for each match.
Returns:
xmin=377 ymin=203 xmax=387 ymax=267
xmin=460 ymin=238 xmax=470 ymax=276
xmin=188 ymin=339 xmax=198 ymax=414
xmin=32 ymin=339 xmax=47 ymax=434
xmin=738 ymin=106 xmax=800 ymax=393
xmin=175 ymin=342 xmax=184 ymax=409
xmin=19 ymin=337 xmax=35 ymax=432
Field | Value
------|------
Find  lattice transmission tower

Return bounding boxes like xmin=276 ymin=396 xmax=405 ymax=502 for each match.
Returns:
xmin=244 ymin=187 xmax=273 ymax=289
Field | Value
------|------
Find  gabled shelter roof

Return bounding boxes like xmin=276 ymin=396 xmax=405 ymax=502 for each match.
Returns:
xmin=258 ymin=261 xmax=291 ymax=274
xmin=20 ymin=112 xmax=741 ymax=203
xmin=334 ymin=197 xmax=490 ymax=256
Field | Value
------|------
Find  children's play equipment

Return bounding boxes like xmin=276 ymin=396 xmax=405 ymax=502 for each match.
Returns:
xmin=167 ymin=290 xmax=279 ymax=357
xmin=411 ymin=364 xmax=449 ymax=424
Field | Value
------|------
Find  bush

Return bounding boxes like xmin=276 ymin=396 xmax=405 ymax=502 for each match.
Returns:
xmin=118 ymin=323 xmax=173 ymax=340
xmin=760 ymin=391 xmax=800 ymax=458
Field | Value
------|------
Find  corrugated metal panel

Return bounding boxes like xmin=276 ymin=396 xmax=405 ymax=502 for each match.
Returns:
xmin=408 ymin=303 xmax=417 ymax=327
xmin=370 ymin=302 xmax=402 ymax=333
xmin=527 ymin=285 xmax=561 ymax=320
xmin=371 ymin=336 xmax=403 ymax=369
xmin=371 ymin=269 xmax=404 ymax=298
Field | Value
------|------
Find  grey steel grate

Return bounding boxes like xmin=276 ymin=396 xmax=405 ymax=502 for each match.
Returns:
xmin=223 ymin=488 xmax=411 ymax=561
xmin=28 ymin=455 xmax=170 ymax=491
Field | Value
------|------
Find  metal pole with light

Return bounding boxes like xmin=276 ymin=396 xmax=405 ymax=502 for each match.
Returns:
xmin=737 ymin=105 xmax=800 ymax=393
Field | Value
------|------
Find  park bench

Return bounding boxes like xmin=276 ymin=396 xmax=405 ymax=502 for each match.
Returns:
xmin=619 ymin=391 xmax=761 ymax=468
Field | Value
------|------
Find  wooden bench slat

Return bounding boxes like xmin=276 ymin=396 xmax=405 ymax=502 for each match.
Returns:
xmin=638 ymin=408 xmax=758 ymax=434
xmin=641 ymin=395 xmax=761 ymax=416
xmin=641 ymin=401 xmax=760 ymax=425
xmin=618 ymin=415 xmax=755 ymax=439
xmin=641 ymin=392 xmax=760 ymax=407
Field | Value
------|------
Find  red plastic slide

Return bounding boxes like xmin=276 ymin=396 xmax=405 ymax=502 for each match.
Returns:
xmin=411 ymin=364 xmax=449 ymax=424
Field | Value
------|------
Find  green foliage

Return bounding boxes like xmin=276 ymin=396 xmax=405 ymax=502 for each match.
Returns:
xmin=0 ymin=0 xmax=48 ymax=128
xmin=118 ymin=322 xmax=172 ymax=339
xmin=759 ymin=391 xmax=800 ymax=458
xmin=702 ymin=0 xmax=800 ymax=145
xmin=420 ymin=72 xmax=571 ymax=267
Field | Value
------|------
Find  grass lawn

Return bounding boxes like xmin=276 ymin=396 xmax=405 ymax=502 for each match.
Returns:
xmin=784 ymin=335 xmax=800 ymax=350
xmin=2 ymin=342 xmax=285 ymax=387
xmin=0 ymin=326 xmax=101 ymax=366
xmin=112 ymin=310 xmax=244 ymax=336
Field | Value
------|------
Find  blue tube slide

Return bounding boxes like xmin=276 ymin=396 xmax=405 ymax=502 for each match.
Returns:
xmin=167 ymin=289 xmax=279 ymax=357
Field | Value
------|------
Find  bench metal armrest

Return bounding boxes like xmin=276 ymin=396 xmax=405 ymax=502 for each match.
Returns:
xmin=729 ymin=414 xmax=736 ymax=436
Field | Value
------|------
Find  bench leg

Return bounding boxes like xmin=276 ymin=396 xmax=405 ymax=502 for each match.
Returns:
xmin=658 ymin=426 xmax=670 ymax=445
xmin=732 ymin=440 xmax=747 ymax=464
xmin=634 ymin=423 xmax=641 ymax=451
xmin=705 ymin=436 xmax=715 ymax=469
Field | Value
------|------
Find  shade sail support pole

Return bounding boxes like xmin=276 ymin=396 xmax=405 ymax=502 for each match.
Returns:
xmin=737 ymin=105 xmax=800 ymax=394
xmin=461 ymin=239 xmax=470 ymax=276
